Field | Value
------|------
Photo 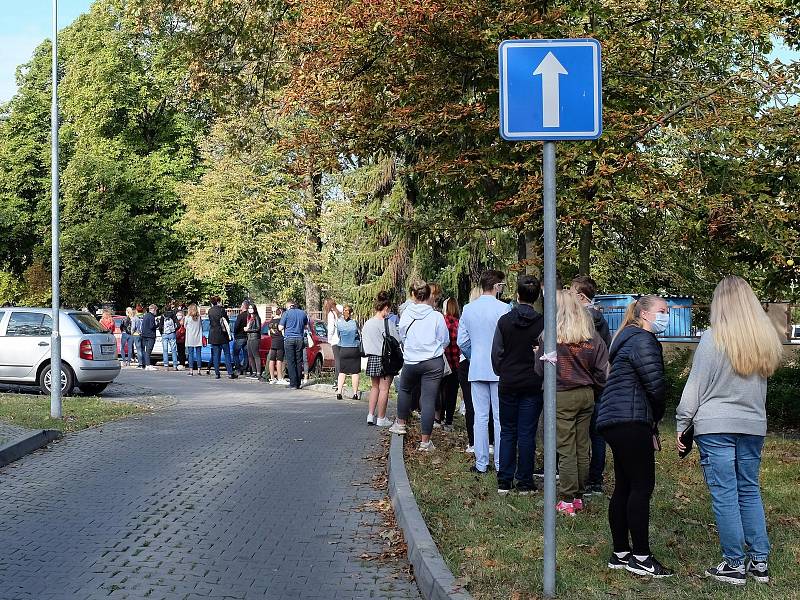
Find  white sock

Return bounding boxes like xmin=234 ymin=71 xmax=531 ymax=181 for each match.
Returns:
xmin=634 ymin=554 xmax=650 ymax=562
xmin=614 ymin=551 xmax=629 ymax=558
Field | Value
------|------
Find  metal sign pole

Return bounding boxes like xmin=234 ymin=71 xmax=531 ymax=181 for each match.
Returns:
xmin=50 ymin=0 xmax=62 ymax=419
xmin=542 ymin=140 xmax=557 ymax=598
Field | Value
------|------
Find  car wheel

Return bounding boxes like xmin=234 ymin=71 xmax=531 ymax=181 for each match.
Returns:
xmin=39 ymin=363 xmax=76 ymax=397
xmin=311 ymin=355 xmax=323 ymax=377
xmin=78 ymin=382 xmax=109 ymax=396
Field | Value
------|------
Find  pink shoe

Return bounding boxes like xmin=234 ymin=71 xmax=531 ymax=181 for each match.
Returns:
xmin=572 ymin=498 xmax=584 ymax=512
xmin=556 ymin=501 xmax=575 ymax=516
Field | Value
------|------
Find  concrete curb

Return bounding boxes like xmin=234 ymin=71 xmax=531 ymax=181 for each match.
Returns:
xmin=303 ymin=383 xmax=363 ymax=400
xmin=0 ymin=429 xmax=62 ymax=468
xmin=388 ymin=434 xmax=473 ymax=600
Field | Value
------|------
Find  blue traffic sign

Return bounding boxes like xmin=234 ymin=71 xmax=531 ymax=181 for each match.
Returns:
xmin=499 ymin=39 xmax=602 ymax=141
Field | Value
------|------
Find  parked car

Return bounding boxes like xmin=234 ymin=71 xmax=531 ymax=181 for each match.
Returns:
xmin=0 ymin=307 xmax=121 ymax=396
xmin=258 ymin=317 xmax=334 ymax=376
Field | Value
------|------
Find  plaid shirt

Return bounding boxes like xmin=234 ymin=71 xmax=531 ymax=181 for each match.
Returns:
xmin=444 ymin=314 xmax=460 ymax=370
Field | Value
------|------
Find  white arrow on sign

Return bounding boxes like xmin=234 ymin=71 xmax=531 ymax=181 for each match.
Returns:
xmin=533 ymin=52 xmax=568 ymax=128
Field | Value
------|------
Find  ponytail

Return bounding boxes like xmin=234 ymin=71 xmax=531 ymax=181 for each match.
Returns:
xmin=613 ymin=295 xmax=663 ymax=340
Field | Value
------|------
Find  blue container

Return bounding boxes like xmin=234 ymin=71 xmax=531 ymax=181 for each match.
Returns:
xmin=594 ymin=295 xmax=694 ymax=340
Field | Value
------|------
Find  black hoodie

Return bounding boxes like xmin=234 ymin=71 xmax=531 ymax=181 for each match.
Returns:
xmin=491 ymin=303 xmax=545 ymax=394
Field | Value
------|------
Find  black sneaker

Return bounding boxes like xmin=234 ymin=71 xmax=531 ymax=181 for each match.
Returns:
xmin=515 ymin=482 xmax=537 ymax=495
xmin=585 ymin=482 xmax=604 ymax=495
xmin=705 ymin=561 xmax=746 ymax=585
xmin=608 ymin=552 xmax=631 ymax=570
xmin=497 ymin=481 xmax=512 ymax=495
xmin=746 ymin=559 xmax=769 ymax=583
xmin=625 ymin=555 xmax=674 ymax=578
xmin=469 ymin=465 xmax=488 ymax=475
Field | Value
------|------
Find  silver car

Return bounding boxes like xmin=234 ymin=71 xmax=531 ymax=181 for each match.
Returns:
xmin=0 ymin=307 xmax=121 ymax=396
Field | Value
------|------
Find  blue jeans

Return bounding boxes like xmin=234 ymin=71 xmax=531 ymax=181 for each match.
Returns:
xmin=161 ymin=333 xmax=178 ymax=368
xmin=211 ymin=343 xmax=233 ymax=377
xmin=471 ymin=381 xmax=501 ymax=472
xmin=498 ymin=390 xmax=543 ymax=488
xmin=121 ymin=332 xmax=134 ymax=363
xmin=187 ymin=346 xmax=202 ymax=371
xmin=696 ymin=434 xmax=770 ymax=566
xmin=233 ymin=338 xmax=248 ymax=373
xmin=284 ymin=337 xmax=304 ymax=388
xmin=588 ymin=399 xmax=606 ymax=484
xmin=141 ymin=337 xmax=155 ymax=368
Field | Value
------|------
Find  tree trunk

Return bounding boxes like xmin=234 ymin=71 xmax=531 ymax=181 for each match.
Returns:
xmin=578 ymin=221 xmax=592 ymax=276
xmin=304 ymin=169 xmax=323 ymax=314
xmin=524 ymin=229 xmax=541 ymax=276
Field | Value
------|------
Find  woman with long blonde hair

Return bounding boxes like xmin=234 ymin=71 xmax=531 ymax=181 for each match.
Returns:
xmin=596 ymin=294 xmax=673 ymax=578
xmin=677 ymin=276 xmax=782 ymax=585
xmin=536 ymin=289 xmax=608 ymax=513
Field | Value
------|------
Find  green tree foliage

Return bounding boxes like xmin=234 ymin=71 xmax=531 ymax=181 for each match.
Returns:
xmin=0 ymin=0 xmax=205 ymax=308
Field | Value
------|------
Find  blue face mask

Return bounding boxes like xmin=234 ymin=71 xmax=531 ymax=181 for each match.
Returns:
xmin=650 ymin=312 xmax=670 ymax=334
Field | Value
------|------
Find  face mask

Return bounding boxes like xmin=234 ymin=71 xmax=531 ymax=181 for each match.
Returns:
xmin=248 ymin=308 xmax=254 ymax=314
xmin=649 ymin=312 xmax=669 ymax=334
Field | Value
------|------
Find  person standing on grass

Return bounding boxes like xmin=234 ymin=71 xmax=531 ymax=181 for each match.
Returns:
xmin=324 ymin=298 xmax=341 ymax=389
xmin=677 ymin=276 xmax=782 ymax=586
xmin=437 ymin=297 xmax=461 ymax=432
xmin=140 ymin=304 xmax=158 ymax=371
xmin=279 ymin=300 xmax=308 ymax=390
xmin=267 ymin=308 xmax=285 ymax=383
xmin=457 ymin=270 xmax=511 ymax=473
xmin=244 ymin=304 xmax=263 ymax=379
xmin=184 ymin=304 xmax=204 ymax=376
xmin=492 ymin=275 xmax=544 ymax=495
xmin=570 ymin=275 xmax=613 ymax=495
xmin=335 ymin=305 xmax=362 ymax=400
xmin=458 ymin=287 xmax=486 ymax=454
xmin=120 ymin=307 xmax=135 ymax=367
xmin=596 ymin=294 xmax=672 ymax=578
xmin=390 ymin=281 xmax=448 ymax=452
xmin=362 ymin=292 xmax=400 ymax=426
xmin=208 ymin=296 xmax=237 ymax=380
xmin=536 ymin=290 xmax=608 ymax=513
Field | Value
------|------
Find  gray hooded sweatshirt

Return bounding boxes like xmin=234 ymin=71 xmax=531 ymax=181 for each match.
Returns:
xmin=676 ymin=330 xmax=768 ymax=436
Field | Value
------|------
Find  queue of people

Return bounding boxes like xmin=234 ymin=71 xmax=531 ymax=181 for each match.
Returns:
xmin=378 ymin=272 xmax=778 ymax=586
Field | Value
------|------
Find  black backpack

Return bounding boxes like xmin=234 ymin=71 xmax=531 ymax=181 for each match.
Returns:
xmin=381 ymin=319 xmax=404 ymax=376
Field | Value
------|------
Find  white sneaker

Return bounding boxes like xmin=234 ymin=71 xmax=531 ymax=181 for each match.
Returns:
xmin=366 ymin=414 xmax=375 ymax=425
xmin=145 ymin=365 xmax=157 ymax=371
xmin=277 ymin=379 xmax=289 ymax=385
xmin=376 ymin=417 xmax=393 ymax=427
xmin=465 ymin=445 xmax=475 ymax=454
xmin=176 ymin=365 xmax=185 ymax=371
xmin=418 ymin=440 xmax=435 ymax=452
xmin=389 ymin=422 xmax=407 ymax=435
xmin=268 ymin=378 xmax=277 ymax=384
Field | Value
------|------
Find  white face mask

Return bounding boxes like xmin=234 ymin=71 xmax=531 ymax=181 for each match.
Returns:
xmin=646 ymin=311 xmax=669 ymax=334
xmin=248 ymin=308 xmax=254 ymax=314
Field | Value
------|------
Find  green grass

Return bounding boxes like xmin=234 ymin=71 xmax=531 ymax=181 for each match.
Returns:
xmin=406 ymin=418 xmax=800 ymax=599
xmin=0 ymin=393 xmax=148 ymax=433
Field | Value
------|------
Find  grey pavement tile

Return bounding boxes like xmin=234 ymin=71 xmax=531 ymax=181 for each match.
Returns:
xmin=0 ymin=370 xmax=419 ymax=600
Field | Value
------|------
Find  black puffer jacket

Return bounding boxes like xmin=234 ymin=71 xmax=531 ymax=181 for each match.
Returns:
xmin=596 ymin=326 xmax=666 ymax=432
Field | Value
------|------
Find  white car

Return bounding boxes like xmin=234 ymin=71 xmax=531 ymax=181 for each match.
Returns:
xmin=0 ymin=307 xmax=121 ymax=396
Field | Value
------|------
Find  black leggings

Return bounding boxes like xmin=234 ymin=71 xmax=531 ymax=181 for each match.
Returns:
xmin=438 ymin=371 xmax=459 ymax=425
xmin=602 ymin=423 xmax=655 ymax=556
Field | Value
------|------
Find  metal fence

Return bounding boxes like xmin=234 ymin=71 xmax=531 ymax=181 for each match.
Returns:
xmin=600 ymin=304 xmax=800 ymax=342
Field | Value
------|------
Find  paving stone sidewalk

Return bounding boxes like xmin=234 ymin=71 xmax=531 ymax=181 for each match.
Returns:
xmin=0 ymin=369 xmax=419 ymax=600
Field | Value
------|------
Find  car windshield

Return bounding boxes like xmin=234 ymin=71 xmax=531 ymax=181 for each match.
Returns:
xmin=71 ymin=313 xmax=107 ymax=334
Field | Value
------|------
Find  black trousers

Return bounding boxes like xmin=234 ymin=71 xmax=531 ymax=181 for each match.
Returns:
xmin=602 ymin=422 xmax=656 ymax=556
xmin=458 ymin=359 xmax=493 ymax=446
xmin=439 ymin=371 xmax=459 ymax=425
